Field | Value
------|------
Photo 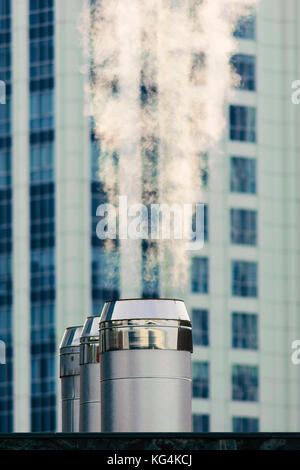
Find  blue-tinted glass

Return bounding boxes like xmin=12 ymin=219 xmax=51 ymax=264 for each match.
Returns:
xmin=0 ymin=0 xmax=13 ymax=432
xmin=230 ymin=105 xmax=256 ymax=143
xmin=231 ymin=54 xmax=256 ymax=91
xmin=191 ymin=257 xmax=209 ymax=294
xmin=192 ymin=309 xmax=209 ymax=346
xmin=191 ymin=204 xmax=208 ymax=243
xmin=232 ymin=313 xmax=258 ymax=350
xmin=232 ymin=261 xmax=258 ymax=298
xmin=90 ymin=129 xmax=120 ymax=313
xmin=193 ymin=414 xmax=210 ymax=432
xmin=29 ymin=0 xmax=56 ymax=432
xmin=142 ymin=239 xmax=159 ymax=299
xmin=233 ymin=416 xmax=259 ymax=432
xmin=234 ymin=15 xmax=256 ymax=40
xmin=231 ymin=157 xmax=256 ymax=194
xmin=192 ymin=362 xmax=209 ymax=399
xmin=231 ymin=209 xmax=257 ymax=246
xmin=232 ymin=365 xmax=259 ymax=402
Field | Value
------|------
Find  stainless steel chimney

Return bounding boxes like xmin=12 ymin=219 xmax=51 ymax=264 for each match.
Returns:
xmin=59 ymin=325 xmax=82 ymax=432
xmin=79 ymin=315 xmax=101 ymax=432
xmin=99 ymin=298 xmax=193 ymax=432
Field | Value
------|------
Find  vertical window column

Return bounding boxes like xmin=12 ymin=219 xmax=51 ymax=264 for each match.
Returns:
xmin=29 ymin=0 xmax=56 ymax=432
xmin=90 ymin=131 xmax=119 ymax=315
xmin=0 ymin=0 xmax=13 ymax=432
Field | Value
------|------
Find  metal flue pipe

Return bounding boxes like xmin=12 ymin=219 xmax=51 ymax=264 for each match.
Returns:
xmin=79 ymin=315 xmax=101 ymax=432
xmin=59 ymin=325 xmax=82 ymax=432
xmin=99 ymin=298 xmax=193 ymax=432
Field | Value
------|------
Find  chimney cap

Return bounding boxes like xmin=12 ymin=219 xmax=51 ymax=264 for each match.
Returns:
xmin=59 ymin=325 xmax=82 ymax=350
xmin=100 ymin=298 xmax=190 ymax=323
xmin=81 ymin=315 xmax=100 ymax=343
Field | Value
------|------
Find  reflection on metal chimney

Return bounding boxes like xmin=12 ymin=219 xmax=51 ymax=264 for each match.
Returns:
xmin=59 ymin=325 xmax=82 ymax=432
xmin=79 ymin=315 xmax=101 ymax=432
xmin=99 ymin=298 xmax=193 ymax=432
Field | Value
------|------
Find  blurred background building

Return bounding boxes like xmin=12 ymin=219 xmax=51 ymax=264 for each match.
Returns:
xmin=0 ymin=0 xmax=300 ymax=432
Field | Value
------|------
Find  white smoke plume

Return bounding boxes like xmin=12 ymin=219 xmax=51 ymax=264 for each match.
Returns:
xmin=80 ymin=0 xmax=259 ymax=298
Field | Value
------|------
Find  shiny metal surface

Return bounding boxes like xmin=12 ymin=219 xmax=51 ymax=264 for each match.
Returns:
xmin=60 ymin=325 xmax=82 ymax=348
xmin=79 ymin=316 xmax=101 ymax=432
xmin=99 ymin=319 xmax=192 ymax=353
xmin=100 ymin=298 xmax=190 ymax=322
xmin=100 ymin=299 xmax=193 ymax=432
xmin=59 ymin=325 xmax=82 ymax=432
xmin=79 ymin=363 xmax=101 ymax=432
xmin=61 ymin=375 xmax=80 ymax=433
xmin=81 ymin=315 xmax=100 ymax=343
xmin=101 ymin=350 xmax=192 ymax=432
xmin=80 ymin=342 xmax=99 ymax=365
xmin=80 ymin=316 xmax=100 ymax=365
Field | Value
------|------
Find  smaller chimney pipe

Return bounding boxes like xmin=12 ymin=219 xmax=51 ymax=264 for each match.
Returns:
xmin=79 ymin=315 xmax=101 ymax=432
xmin=59 ymin=325 xmax=82 ymax=432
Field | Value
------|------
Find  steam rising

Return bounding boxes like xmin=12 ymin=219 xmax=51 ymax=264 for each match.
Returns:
xmin=81 ymin=0 xmax=259 ymax=297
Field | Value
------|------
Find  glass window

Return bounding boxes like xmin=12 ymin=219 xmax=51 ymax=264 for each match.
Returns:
xmin=199 ymin=152 xmax=209 ymax=189
xmin=142 ymin=239 xmax=159 ymax=299
xmin=30 ymin=144 xmax=54 ymax=182
xmin=91 ymin=139 xmax=100 ymax=180
xmin=231 ymin=209 xmax=257 ymax=246
xmin=193 ymin=414 xmax=210 ymax=432
xmin=233 ymin=416 xmax=259 ymax=432
xmin=233 ymin=15 xmax=256 ymax=40
xmin=232 ymin=313 xmax=258 ymax=350
xmin=231 ymin=54 xmax=256 ymax=91
xmin=191 ymin=257 xmax=209 ymax=294
xmin=191 ymin=204 xmax=208 ymax=243
xmin=192 ymin=362 xmax=209 ymax=399
xmin=91 ymin=246 xmax=119 ymax=315
xmin=192 ymin=309 xmax=209 ymax=346
xmin=0 ymin=306 xmax=13 ymax=432
xmin=0 ymin=0 xmax=13 ymax=432
xmin=232 ymin=365 xmax=259 ymax=402
xmin=29 ymin=0 xmax=56 ymax=433
xmin=230 ymin=105 xmax=256 ymax=143
xmin=232 ymin=261 xmax=258 ymax=298
xmin=231 ymin=157 xmax=256 ymax=194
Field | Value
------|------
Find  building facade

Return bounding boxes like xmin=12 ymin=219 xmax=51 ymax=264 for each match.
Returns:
xmin=189 ymin=0 xmax=300 ymax=432
xmin=0 ymin=0 xmax=300 ymax=432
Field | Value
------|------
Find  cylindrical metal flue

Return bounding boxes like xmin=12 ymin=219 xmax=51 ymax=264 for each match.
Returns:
xmin=79 ymin=315 xmax=101 ymax=432
xmin=99 ymin=298 xmax=193 ymax=432
xmin=59 ymin=325 xmax=82 ymax=432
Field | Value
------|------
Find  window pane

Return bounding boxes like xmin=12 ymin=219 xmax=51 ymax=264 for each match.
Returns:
xmin=0 ymin=0 xmax=13 ymax=433
xmin=232 ymin=261 xmax=258 ymax=298
xmin=230 ymin=157 xmax=256 ymax=194
xmin=232 ymin=313 xmax=258 ymax=350
xmin=193 ymin=414 xmax=210 ymax=432
xmin=191 ymin=258 xmax=209 ymax=294
xmin=230 ymin=209 xmax=257 ymax=246
xmin=233 ymin=417 xmax=259 ymax=432
xmin=231 ymin=54 xmax=256 ymax=91
xmin=233 ymin=15 xmax=256 ymax=40
xmin=192 ymin=204 xmax=208 ymax=243
xmin=230 ymin=105 xmax=256 ymax=143
xmin=192 ymin=309 xmax=209 ymax=346
xmin=192 ymin=362 xmax=209 ymax=399
xmin=29 ymin=0 xmax=56 ymax=433
xmin=232 ymin=365 xmax=259 ymax=402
